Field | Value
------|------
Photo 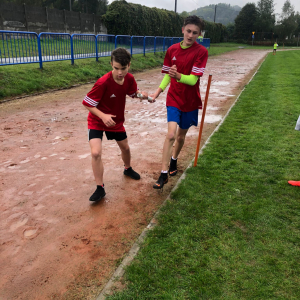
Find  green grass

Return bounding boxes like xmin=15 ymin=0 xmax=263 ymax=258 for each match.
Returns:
xmin=105 ymin=50 xmax=300 ymax=299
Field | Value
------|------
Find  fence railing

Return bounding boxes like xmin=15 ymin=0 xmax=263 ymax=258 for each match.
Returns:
xmin=0 ymin=30 xmax=210 ymax=68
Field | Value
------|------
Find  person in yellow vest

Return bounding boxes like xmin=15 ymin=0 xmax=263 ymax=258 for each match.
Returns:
xmin=273 ymin=42 xmax=278 ymax=55
xmin=198 ymin=34 xmax=203 ymax=43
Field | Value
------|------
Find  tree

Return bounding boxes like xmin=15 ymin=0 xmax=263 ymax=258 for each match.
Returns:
xmin=275 ymin=0 xmax=297 ymax=39
xmin=226 ymin=22 xmax=235 ymax=40
xmin=97 ymin=0 xmax=108 ymax=16
xmin=281 ymin=0 xmax=294 ymax=19
xmin=294 ymin=12 xmax=300 ymax=37
xmin=180 ymin=11 xmax=189 ymax=18
xmin=234 ymin=3 xmax=257 ymax=40
xmin=255 ymin=0 xmax=275 ymax=34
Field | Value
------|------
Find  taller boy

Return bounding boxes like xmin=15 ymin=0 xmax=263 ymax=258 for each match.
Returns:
xmin=151 ymin=15 xmax=208 ymax=189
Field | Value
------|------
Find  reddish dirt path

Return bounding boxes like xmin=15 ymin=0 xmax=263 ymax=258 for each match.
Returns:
xmin=0 ymin=49 xmax=269 ymax=300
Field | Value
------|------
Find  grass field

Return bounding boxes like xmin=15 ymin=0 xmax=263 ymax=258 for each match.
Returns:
xmin=104 ymin=50 xmax=300 ymax=299
xmin=0 ymin=43 xmax=276 ymax=101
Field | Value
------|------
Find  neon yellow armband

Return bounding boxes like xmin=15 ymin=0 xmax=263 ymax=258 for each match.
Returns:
xmin=159 ymin=74 xmax=171 ymax=91
xmin=178 ymin=74 xmax=199 ymax=86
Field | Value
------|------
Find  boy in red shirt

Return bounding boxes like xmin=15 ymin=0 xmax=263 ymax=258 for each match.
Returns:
xmin=150 ymin=15 xmax=208 ymax=189
xmin=82 ymin=48 xmax=151 ymax=202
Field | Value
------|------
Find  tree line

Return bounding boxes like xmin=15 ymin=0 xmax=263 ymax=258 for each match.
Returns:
xmin=2 ymin=0 xmax=108 ymax=16
xmin=228 ymin=0 xmax=300 ymax=43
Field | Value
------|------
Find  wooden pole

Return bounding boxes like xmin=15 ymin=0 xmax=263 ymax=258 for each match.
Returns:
xmin=194 ymin=74 xmax=212 ymax=167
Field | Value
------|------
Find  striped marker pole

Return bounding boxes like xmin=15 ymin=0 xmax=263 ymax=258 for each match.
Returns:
xmin=194 ymin=74 xmax=212 ymax=167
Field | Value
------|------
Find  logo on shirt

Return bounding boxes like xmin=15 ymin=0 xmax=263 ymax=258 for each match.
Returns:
xmin=172 ymin=56 xmax=176 ymax=60
xmin=110 ymin=94 xmax=116 ymax=98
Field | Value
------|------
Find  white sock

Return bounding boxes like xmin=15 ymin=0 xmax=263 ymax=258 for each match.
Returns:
xmin=171 ymin=156 xmax=177 ymax=160
xmin=161 ymin=170 xmax=168 ymax=173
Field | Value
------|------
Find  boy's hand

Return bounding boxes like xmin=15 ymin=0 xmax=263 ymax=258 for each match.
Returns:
xmin=137 ymin=91 xmax=155 ymax=103
xmin=169 ymin=65 xmax=181 ymax=81
xmin=101 ymin=114 xmax=116 ymax=127
xmin=149 ymin=88 xmax=162 ymax=103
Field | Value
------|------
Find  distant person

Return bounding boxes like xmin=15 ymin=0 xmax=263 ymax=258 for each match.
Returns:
xmin=82 ymin=48 xmax=153 ymax=202
xmin=273 ymin=42 xmax=278 ymax=55
xmin=150 ymin=15 xmax=208 ymax=189
xmin=198 ymin=34 xmax=204 ymax=42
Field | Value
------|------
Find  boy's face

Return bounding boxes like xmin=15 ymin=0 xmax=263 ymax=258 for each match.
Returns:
xmin=182 ymin=24 xmax=200 ymax=47
xmin=111 ymin=60 xmax=130 ymax=81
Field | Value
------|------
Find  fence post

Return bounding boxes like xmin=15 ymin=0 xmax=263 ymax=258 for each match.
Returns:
xmin=154 ymin=37 xmax=156 ymax=54
xmin=45 ymin=7 xmax=49 ymax=32
xmin=70 ymin=34 xmax=74 ymax=65
xmin=115 ymin=35 xmax=117 ymax=49
xmin=130 ymin=36 xmax=133 ymax=57
xmin=23 ymin=3 xmax=29 ymax=31
xmin=93 ymin=13 xmax=95 ymax=34
xmin=95 ymin=35 xmax=98 ymax=62
xmin=163 ymin=37 xmax=165 ymax=52
xmin=143 ymin=36 xmax=146 ymax=56
xmin=63 ymin=9 xmax=67 ymax=33
xmin=38 ymin=33 xmax=43 ymax=69
xmin=79 ymin=12 xmax=82 ymax=33
xmin=0 ymin=4 xmax=4 ymax=30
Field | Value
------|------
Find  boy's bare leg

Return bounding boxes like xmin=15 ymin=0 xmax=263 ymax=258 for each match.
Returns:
xmin=161 ymin=122 xmax=178 ymax=170
xmin=89 ymin=138 xmax=104 ymax=186
xmin=117 ymin=138 xmax=140 ymax=180
xmin=116 ymin=138 xmax=131 ymax=168
xmin=173 ymin=127 xmax=189 ymax=159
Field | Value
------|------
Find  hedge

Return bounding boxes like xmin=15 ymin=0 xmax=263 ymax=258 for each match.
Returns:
xmin=103 ymin=0 xmax=227 ymax=42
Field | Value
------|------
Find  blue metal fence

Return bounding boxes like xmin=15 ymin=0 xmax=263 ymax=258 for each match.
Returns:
xmin=0 ymin=30 xmax=39 ymax=65
xmin=0 ymin=30 xmax=210 ymax=68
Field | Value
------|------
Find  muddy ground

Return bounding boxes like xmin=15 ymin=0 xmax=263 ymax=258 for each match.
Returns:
xmin=0 ymin=49 xmax=269 ymax=299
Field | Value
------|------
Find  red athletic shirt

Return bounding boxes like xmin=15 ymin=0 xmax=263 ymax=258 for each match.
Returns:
xmin=162 ymin=42 xmax=208 ymax=112
xmin=82 ymin=71 xmax=137 ymax=132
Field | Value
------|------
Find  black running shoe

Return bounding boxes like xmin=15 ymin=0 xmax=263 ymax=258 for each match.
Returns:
xmin=124 ymin=167 xmax=140 ymax=180
xmin=169 ymin=157 xmax=178 ymax=176
xmin=89 ymin=185 xmax=106 ymax=202
xmin=153 ymin=173 xmax=168 ymax=189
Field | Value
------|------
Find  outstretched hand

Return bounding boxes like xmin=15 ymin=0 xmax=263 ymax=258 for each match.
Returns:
xmin=149 ymin=87 xmax=163 ymax=102
xmin=137 ymin=91 xmax=155 ymax=103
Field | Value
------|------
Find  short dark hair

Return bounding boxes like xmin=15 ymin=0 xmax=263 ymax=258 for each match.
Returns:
xmin=183 ymin=15 xmax=204 ymax=31
xmin=111 ymin=48 xmax=131 ymax=66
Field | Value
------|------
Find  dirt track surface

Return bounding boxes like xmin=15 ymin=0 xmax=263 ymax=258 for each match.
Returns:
xmin=0 ymin=49 xmax=269 ymax=299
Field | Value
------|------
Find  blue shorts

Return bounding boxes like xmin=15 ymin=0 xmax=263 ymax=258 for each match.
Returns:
xmin=167 ymin=106 xmax=198 ymax=129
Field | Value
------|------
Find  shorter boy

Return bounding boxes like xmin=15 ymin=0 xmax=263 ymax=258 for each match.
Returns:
xmin=82 ymin=47 xmax=151 ymax=202
xmin=273 ymin=42 xmax=278 ymax=55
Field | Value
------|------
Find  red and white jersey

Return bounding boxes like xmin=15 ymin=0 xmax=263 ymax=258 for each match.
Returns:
xmin=82 ymin=71 xmax=137 ymax=132
xmin=162 ymin=42 xmax=208 ymax=112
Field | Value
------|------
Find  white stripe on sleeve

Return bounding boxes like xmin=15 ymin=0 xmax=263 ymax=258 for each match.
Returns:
xmin=84 ymin=95 xmax=98 ymax=107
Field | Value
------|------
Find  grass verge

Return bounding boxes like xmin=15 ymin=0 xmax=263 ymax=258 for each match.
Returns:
xmin=0 ymin=44 xmax=274 ymax=102
xmin=105 ymin=50 xmax=300 ymax=299
xmin=0 ymin=52 xmax=165 ymax=101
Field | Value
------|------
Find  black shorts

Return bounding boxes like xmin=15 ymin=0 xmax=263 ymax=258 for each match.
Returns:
xmin=88 ymin=129 xmax=127 ymax=141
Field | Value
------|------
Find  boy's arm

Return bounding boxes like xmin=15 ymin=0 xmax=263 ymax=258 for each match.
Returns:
xmin=150 ymin=74 xmax=171 ymax=100
xmin=169 ymin=65 xmax=199 ymax=85
xmin=84 ymin=105 xmax=116 ymax=127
